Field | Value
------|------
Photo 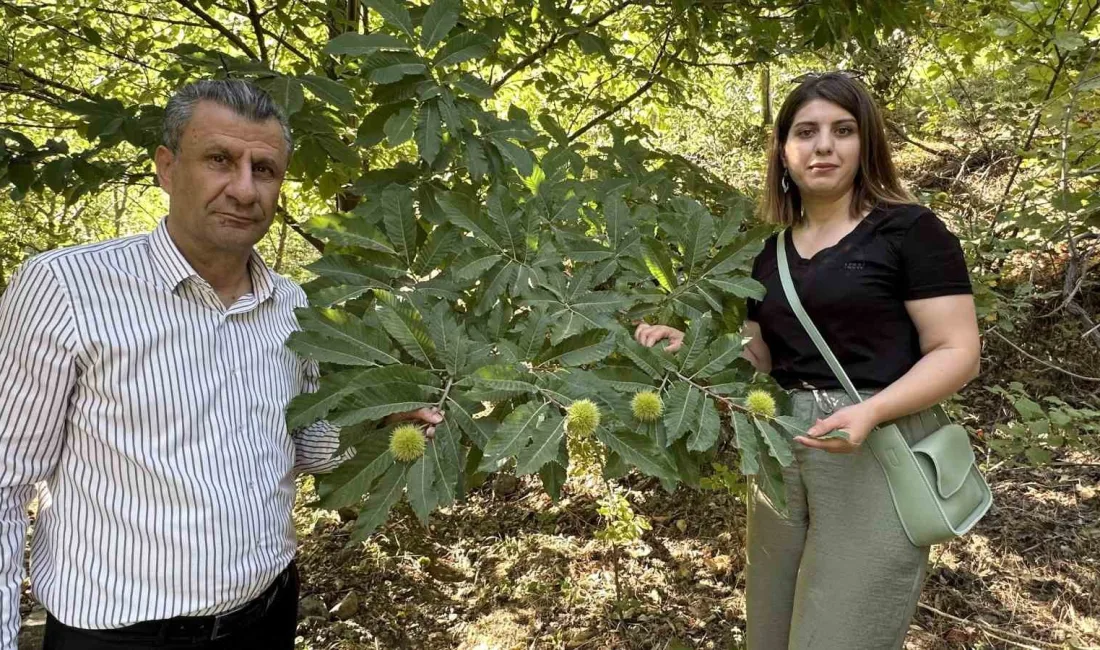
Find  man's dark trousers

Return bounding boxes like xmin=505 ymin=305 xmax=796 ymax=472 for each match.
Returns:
xmin=40 ymin=563 xmax=299 ymax=649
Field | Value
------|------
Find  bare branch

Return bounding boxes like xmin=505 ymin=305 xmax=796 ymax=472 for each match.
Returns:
xmin=990 ymin=52 xmax=1066 ymax=218
xmin=989 ymin=0 xmax=1100 ymax=239
xmin=278 ymin=206 xmax=325 ymax=253
xmin=0 ymin=2 xmax=165 ymax=73
xmin=886 ymin=119 xmax=951 ymax=158
xmin=668 ymin=55 xmax=759 ymax=69
xmin=27 ymin=3 xmax=209 ymax=26
xmin=0 ymin=58 xmax=100 ymax=102
xmin=493 ymin=0 xmax=638 ymax=91
xmin=172 ymin=0 xmax=260 ymax=60
xmin=246 ymin=0 xmax=271 ymax=62
xmin=261 ymin=24 xmax=311 ymax=64
xmin=990 ymin=329 xmax=1100 ymax=381
xmin=568 ymin=29 xmax=684 ymax=142
xmin=0 ymin=82 xmax=63 ymax=105
xmin=0 ymin=121 xmax=79 ymax=130
xmin=568 ymin=77 xmax=659 ymax=142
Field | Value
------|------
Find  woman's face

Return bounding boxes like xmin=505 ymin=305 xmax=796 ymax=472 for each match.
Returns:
xmin=782 ymin=99 xmax=861 ymax=202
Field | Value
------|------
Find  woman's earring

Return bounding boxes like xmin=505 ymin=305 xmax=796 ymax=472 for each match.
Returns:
xmin=781 ymin=169 xmax=790 ymax=193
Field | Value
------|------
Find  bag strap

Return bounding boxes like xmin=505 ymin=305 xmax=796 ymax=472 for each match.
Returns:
xmin=775 ymin=228 xmax=863 ymax=404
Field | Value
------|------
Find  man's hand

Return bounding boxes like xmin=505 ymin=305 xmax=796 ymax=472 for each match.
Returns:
xmin=385 ymin=407 xmax=444 ymax=439
xmin=794 ymin=402 xmax=879 ymax=453
xmin=634 ymin=323 xmax=685 ymax=352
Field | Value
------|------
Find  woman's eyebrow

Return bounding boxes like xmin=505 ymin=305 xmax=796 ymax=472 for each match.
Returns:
xmin=793 ymin=118 xmax=858 ymax=128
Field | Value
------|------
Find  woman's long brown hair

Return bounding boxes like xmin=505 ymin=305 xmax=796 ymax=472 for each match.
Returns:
xmin=761 ymin=72 xmax=914 ymax=226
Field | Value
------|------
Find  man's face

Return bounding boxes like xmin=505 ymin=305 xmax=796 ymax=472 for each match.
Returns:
xmin=155 ymin=101 xmax=288 ymax=258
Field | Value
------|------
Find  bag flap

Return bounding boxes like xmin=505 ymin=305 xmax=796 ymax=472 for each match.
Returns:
xmin=911 ymin=424 xmax=976 ymax=498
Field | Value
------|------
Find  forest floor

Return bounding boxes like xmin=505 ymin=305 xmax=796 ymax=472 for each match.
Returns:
xmin=16 ymin=445 xmax=1100 ymax=650
xmin=288 ymin=447 xmax=1100 ymax=650
xmin=15 ymin=414 xmax=1100 ymax=650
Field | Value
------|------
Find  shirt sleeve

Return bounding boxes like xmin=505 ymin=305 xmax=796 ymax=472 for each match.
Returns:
xmin=0 ymin=260 xmax=78 ymax=650
xmin=899 ymin=211 xmax=973 ymax=300
xmin=290 ymin=357 xmax=354 ymax=475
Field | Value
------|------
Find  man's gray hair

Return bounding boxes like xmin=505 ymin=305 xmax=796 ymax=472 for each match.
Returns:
xmin=163 ymin=79 xmax=293 ymax=156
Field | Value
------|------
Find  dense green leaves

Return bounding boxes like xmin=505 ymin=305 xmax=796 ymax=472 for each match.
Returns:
xmin=420 ymin=0 xmax=461 ymax=50
xmin=1 ymin=0 xmax=955 ymax=541
xmin=299 ymin=75 xmax=356 ymax=113
xmin=364 ymin=0 xmax=415 ymax=37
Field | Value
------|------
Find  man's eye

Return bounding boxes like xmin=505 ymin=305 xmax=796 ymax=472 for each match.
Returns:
xmin=210 ymin=154 xmax=227 ymax=163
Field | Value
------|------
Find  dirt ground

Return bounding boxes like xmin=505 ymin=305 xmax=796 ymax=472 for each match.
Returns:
xmin=16 ymin=450 xmax=1099 ymax=650
xmin=17 ymin=377 xmax=1100 ymax=650
xmin=289 ymin=453 xmax=1100 ymax=650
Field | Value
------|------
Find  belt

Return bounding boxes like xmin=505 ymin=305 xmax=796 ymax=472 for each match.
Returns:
xmin=105 ymin=562 xmax=296 ymax=642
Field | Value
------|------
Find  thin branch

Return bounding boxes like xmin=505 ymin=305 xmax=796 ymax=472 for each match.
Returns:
xmin=917 ymin=603 xmax=1065 ymax=649
xmin=277 ymin=205 xmax=324 ymax=253
xmin=568 ymin=31 xmax=684 ymax=142
xmin=0 ymin=121 xmax=78 ymax=130
xmin=246 ymin=0 xmax=270 ymax=62
xmin=989 ymin=0 xmax=1100 ymax=241
xmin=990 ymin=51 xmax=1066 ymax=220
xmin=0 ymin=2 xmax=166 ymax=74
xmin=568 ymin=76 xmax=659 ymax=141
xmin=886 ymin=119 xmax=950 ymax=157
xmin=0 ymin=83 xmax=63 ymax=105
xmin=435 ymin=377 xmax=454 ymax=410
xmin=172 ymin=0 xmax=260 ymax=60
xmin=268 ymin=205 xmax=287 ymax=273
xmin=651 ymin=147 xmax=735 ymax=192
xmin=492 ymin=0 xmax=638 ymax=91
xmin=668 ymin=55 xmax=759 ymax=69
xmin=990 ymin=328 xmax=1100 ymax=382
xmin=29 ymin=3 xmax=208 ymax=27
xmin=0 ymin=58 xmax=100 ymax=102
xmin=260 ymin=24 xmax=311 ymax=64
xmin=564 ymin=21 xmax=672 ymax=131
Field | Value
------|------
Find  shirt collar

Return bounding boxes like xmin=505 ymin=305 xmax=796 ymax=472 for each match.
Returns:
xmin=148 ymin=217 xmax=277 ymax=304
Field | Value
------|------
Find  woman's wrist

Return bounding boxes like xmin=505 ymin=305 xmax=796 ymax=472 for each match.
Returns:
xmin=859 ymin=396 xmax=890 ymax=428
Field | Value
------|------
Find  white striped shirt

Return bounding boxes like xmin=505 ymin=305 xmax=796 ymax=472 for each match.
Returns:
xmin=0 ymin=218 xmax=341 ymax=647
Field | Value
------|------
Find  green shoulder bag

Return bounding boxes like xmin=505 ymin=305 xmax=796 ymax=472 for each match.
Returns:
xmin=776 ymin=229 xmax=992 ymax=547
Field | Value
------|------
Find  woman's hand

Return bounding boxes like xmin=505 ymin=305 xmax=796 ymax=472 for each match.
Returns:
xmin=794 ymin=402 xmax=880 ymax=453
xmin=385 ymin=406 xmax=444 ymax=439
xmin=634 ymin=323 xmax=685 ymax=352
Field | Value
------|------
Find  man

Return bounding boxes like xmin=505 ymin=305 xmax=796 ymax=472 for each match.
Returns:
xmin=0 ymin=80 xmax=441 ymax=649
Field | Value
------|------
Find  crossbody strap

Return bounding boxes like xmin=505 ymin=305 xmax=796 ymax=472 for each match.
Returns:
xmin=775 ymin=229 xmax=862 ymax=404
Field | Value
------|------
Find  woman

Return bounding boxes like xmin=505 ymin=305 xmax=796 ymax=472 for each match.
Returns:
xmin=634 ymin=72 xmax=981 ymax=649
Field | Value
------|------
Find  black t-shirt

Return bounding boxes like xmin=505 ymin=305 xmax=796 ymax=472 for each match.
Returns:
xmin=746 ymin=203 xmax=972 ymax=391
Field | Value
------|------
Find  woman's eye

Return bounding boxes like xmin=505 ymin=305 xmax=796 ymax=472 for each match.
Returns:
xmin=836 ymin=126 xmax=854 ymax=135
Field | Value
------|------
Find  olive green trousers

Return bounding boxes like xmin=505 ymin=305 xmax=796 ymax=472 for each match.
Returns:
xmin=745 ymin=388 xmax=946 ymax=650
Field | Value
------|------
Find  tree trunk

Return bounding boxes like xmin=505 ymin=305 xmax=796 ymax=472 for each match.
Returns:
xmin=760 ymin=65 xmax=772 ymax=127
